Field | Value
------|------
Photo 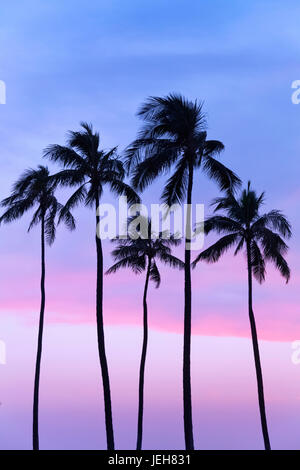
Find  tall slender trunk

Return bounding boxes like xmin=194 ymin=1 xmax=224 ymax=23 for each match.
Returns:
xmin=183 ymin=163 xmax=194 ymax=450
xmin=136 ymin=257 xmax=151 ymax=450
xmin=95 ymin=193 xmax=115 ymax=450
xmin=33 ymin=215 xmax=46 ymax=450
xmin=246 ymin=241 xmax=271 ymax=450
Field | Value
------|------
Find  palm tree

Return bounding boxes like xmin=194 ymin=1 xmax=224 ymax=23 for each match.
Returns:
xmin=106 ymin=217 xmax=184 ymax=450
xmin=125 ymin=94 xmax=241 ymax=449
xmin=0 ymin=165 xmax=75 ymax=450
xmin=192 ymin=182 xmax=291 ymax=450
xmin=43 ymin=122 xmax=140 ymax=449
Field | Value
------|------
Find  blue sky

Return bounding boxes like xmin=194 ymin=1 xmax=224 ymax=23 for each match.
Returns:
xmin=0 ymin=0 xmax=299 ymax=317
xmin=1 ymin=0 xmax=299 ymax=199
xmin=1 ymin=0 xmax=300 ymax=330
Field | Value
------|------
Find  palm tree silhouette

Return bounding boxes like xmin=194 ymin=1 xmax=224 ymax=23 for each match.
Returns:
xmin=106 ymin=217 xmax=184 ymax=450
xmin=44 ymin=123 xmax=140 ymax=449
xmin=125 ymin=94 xmax=241 ymax=449
xmin=0 ymin=165 xmax=75 ymax=450
xmin=192 ymin=182 xmax=291 ymax=450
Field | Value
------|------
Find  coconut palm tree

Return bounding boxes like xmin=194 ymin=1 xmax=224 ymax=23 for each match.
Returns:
xmin=106 ymin=217 xmax=184 ymax=450
xmin=125 ymin=94 xmax=241 ymax=449
xmin=43 ymin=123 xmax=140 ymax=449
xmin=192 ymin=182 xmax=291 ymax=450
xmin=0 ymin=165 xmax=75 ymax=450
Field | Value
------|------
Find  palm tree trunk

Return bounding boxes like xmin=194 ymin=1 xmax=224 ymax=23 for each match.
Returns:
xmin=95 ymin=193 xmax=115 ymax=450
xmin=183 ymin=163 xmax=194 ymax=450
xmin=136 ymin=258 xmax=151 ymax=450
xmin=33 ymin=215 xmax=46 ymax=450
xmin=246 ymin=241 xmax=271 ymax=450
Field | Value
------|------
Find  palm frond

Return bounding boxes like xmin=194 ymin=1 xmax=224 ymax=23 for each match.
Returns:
xmin=252 ymin=210 xmax=292 ymax=239
xmin=106 ymin=254 xmax=146 ymax=275
xmin=137 ymin=94 xmax=206 ymax=137
xmin=194 ymin=182 xmax=291 ymax=284
xmin=12 ymin=166 xmax=48 ymax=194
xmin=158 ymin=252 xmax=185 ymax=269
xmin=124 ymin=138 xmax=156 ymax=172
xmin=256 ymin=228 xmax=290 ymax=282
xmin=80 ymin=121 xmax=94 ymax=134
xmin=256 ymin=227 xmax=289 ymax=256
xmin=202 ymin=155 xmax=241 ymax=192
xmin=211 ymin=193 xmax=243 ymax=221
xmin=192 ymin=232 xmax=239 ymax=267
xmin=131 ymin=146 xmax=177 ymax=191
xmin=149 ymin=261 xmax=161 ymax=287
xmin=108 ymin=179 xmax=140 ymax=205
xmin=58 ymin=185 xmax=88 ymax=223
xmin=203 ymin=140 xmax=225 ymax=157
xmin=45 ymin=206 xmax=57 ymax=245
xmin=67 ymin=127 xmax=99 ymax=161
xmin=44 ymin=145 xmax=86 ymax=170
xmin=57 ymin=202 xmax=76 ymax=231
xmin=161 ymin=157 xmax=188 ymax=206
xmin=28 ymin=206 xmax=42 ymax=232
xmin=240 ymin=185 xmax=263 ymax=223
xmin=0 ymin=198 xmax=35 ymax=224
xmin=111 ymin=244 xmax=141 ymax=260
xmin=198 ymin=215 xmax=242 ymax=236
xmin=158 ymin=233 xmax=182 ymax=247
xmin=270 ymin=252 xmax=290 ymax=283
xmin=49 ymin=169 xmax=86 ymax=188
xmin=85 ymin=181 xmax=102 ymax=207
xmin=234 ymin=236 xmax=244 ymax=255
xmin=250 ymin=240 xmax=266 ymax=284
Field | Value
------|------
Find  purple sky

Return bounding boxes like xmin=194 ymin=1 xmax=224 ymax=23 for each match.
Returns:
xmin=0 ymin=0 xmax=300 ymax=449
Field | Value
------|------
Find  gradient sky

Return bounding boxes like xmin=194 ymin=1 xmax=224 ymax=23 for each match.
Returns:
xmin=0 ymin=0 xmax=300 ymax=450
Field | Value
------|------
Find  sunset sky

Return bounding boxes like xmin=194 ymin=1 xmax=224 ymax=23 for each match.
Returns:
xmin=0 ymin=0 xmax=300 ymax=449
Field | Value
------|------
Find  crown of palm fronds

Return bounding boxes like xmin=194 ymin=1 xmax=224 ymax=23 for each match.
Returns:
xmin=192 ymin=182 xmax=291 ymax=283
xmin=0 ymin=165 xmax=75 ymax=245
xmin=43 ymin=122 xmax=140 ymax=219
xmin=124 ymin=94 xmax=241 ymax=205
xmin=106 ymin=216 xmax=184 ymax=287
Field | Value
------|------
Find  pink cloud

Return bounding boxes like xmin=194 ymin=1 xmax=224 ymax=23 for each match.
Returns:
xmin=1 ymin=223 xmax=298 ymax=342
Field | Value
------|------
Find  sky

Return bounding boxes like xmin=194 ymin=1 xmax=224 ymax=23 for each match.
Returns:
xmin=0 ymin=0 xmax=300 ymax=450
